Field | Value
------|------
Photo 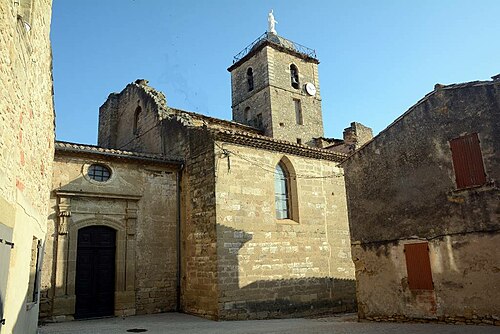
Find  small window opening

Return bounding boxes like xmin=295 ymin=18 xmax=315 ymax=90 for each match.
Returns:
xmin=247 ymin=68 xmax=254 ymax=91
xmin=294 ymin=99 xmax=303 ymax=125
xmin=296 ymin=138 xmax=302 ymax=144
xmin=88 ymin=164 xmax=111 ymax=182
xmin=255 ymin=113 xmax=263 ymax=129
xmin=27 ymin=237 xmax=41 ymax=303
xmin=133 ymin=106 xmax=142 ymax=135
xmin=244 ymin=107 xmax=251 ymax=123
xmin=275 ymin=163 xmax=290 ymax=219
xmin=290 ymin=64 xmax=299 ymax=89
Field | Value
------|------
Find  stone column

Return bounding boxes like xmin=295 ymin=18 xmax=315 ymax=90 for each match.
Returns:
xmin=115 ymin=200 xmax=137 ymax=316
xmin=53 ymin=196 xmax=75 ymax=318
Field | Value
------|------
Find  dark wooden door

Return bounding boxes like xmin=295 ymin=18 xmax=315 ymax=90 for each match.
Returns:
xmin=75 ymin=226 xmax=116 ymax=319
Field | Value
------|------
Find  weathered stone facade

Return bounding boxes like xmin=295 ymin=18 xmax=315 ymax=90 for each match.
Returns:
xmin=94 ymin=78 xmax=356 ymax=320
xmin=40 ymin=142 xmax=182 ymax=320
xmin=229 ymin=35 xmax=324 ymax=146
xmin=214 ymin=143 xmax=355 ymax=319
xmin=342 ymin=77 xmax=500 ymax=324
xmin=0 ymin=0 xmax=54 ymax=333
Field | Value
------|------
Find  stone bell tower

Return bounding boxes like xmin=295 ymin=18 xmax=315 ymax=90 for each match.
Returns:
xmin=228 ymin=12 xmax=324 ymax=146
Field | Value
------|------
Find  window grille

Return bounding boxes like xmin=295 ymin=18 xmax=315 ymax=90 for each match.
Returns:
xmin=88 ymin=164 xmax=111 ymax=182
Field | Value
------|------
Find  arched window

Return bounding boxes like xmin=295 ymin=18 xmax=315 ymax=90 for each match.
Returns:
xmin=133 ymin=106 xmax=142 ymax=135
xmin=244 ymin=107 xmax=251 ymax=123
xmin=290 ymin=64 xmax=299 ymax=89
xmin=274 ymin=163 xmax=290 ymax=219
xmin=247 ymin=68 xmax=254 ymax=91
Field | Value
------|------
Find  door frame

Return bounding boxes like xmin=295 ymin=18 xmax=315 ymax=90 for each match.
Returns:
xmin=51 ymin=208 xmax=138 ymax=318
xmin=75 ymin=225 xmax=117 ymax=318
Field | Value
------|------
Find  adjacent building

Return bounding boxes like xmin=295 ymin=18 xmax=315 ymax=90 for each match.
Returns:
xmin=342 ymin=77 xmax=500 ymax=324
xmin=0 ymin=1 xmax=55 ymax=333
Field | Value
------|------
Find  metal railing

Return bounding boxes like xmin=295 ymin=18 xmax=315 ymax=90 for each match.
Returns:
xmin=232 ymin=32 xmax=317 ymax=63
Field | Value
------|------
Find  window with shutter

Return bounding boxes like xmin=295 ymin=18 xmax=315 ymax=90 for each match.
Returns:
xmin=449 ymin=133 xmax=486 ymax=189
xmin=404 ymin=242 xmax=434 ymax=290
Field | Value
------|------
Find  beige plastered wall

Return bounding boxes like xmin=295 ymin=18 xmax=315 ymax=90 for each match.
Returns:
xmin=352 ymin=233 xmax=500 ymax=323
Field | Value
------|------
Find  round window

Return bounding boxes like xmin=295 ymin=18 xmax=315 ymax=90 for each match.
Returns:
xmin=87 ymin=164 xmax=111 ymax=182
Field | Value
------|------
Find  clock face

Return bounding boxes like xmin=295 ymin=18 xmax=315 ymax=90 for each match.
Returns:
xmin=305 ymin=82 xmax=316 ymax=96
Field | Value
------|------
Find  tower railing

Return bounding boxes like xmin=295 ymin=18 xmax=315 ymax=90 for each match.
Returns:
xmin=232 ymin=32 xmax=317 ymax=63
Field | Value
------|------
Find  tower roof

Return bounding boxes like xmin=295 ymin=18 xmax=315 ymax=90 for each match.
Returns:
xmin=228 ymin=32 xmax=318 ymax=71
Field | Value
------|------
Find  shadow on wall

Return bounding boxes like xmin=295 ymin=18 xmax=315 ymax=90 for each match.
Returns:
xmin=216 ymin=224 xmax=357 ymax=320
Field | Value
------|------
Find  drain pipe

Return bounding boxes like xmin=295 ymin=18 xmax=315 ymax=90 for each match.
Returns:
xmin=175 ymin=164 xmax=184 ymax=311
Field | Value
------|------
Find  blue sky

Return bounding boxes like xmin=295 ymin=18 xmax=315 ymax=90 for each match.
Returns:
xmin=51 ymin=1 xmax=499 ymax=145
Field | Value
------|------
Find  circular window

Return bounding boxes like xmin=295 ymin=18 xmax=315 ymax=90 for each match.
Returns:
xmin=87 ymin=164 xmax=111 ymax=182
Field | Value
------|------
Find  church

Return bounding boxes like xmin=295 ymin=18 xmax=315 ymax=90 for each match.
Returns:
xmin=39 ymin=24 xmax=370 ymax=321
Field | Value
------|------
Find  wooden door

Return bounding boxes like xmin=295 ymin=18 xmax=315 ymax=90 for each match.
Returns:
xmin=75 ymin=226 xmax=116 ymax=319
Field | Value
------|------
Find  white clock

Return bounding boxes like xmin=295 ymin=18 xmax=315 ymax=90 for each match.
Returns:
xmin=305 ymin=82 xmax=316 ymax=96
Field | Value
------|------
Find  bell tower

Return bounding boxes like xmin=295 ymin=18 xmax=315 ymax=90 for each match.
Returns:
xmin=228 ymin=12 xmax=324 ymax=146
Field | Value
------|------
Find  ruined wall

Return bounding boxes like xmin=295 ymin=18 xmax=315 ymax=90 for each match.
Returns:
xmin=214 ymin=142 xmax=355 ymax=319
xmin=41 ymin=151 xmax=179 ymax=320
xmin=98 ymin=81 xmax=165 ymax=154
xmin=0 ymin=1 xmax=54 ymax=333
xmin=343 ymin=80 xmax=500 ymax=322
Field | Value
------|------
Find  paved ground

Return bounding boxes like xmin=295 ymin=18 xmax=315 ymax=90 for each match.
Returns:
xmin=38 ymin=312 xmax=499 ymax=334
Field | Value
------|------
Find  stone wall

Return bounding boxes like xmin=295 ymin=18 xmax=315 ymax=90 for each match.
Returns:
xmin=343 ymin=79 xmax=500 ymax=322
xmin=214 ymin=142 xmax=356 ymax=319
xmin=0 ymin=1 xmax=54 ymax=333
xmin=98 ymin=80 xmax=165 ymax=154
xmin=230 ymin=44 xmax=324 ymax=146
xmin=41 ymin=150 xmax=179 ymax=320
xmin=180 ymin=128 xmax=219 ymax=319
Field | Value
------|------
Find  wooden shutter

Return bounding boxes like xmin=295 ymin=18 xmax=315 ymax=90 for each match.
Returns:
xmin=449 ymin=133 xmax=486 ymax=189
xmin=404 ymin=242 xmax=434 ymax=290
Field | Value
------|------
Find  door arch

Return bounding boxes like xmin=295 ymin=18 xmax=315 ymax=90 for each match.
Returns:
xmin=75 ymin=225 xmax=116 ymax=319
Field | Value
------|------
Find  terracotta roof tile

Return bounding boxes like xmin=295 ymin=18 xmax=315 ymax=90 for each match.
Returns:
xmin=55 ymin=141 xmax=183 ymax=165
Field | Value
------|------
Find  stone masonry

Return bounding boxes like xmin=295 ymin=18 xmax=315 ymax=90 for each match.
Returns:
xmin=0 ymin=1 xmax=55 ymax=333
xmin=229 ymin=36 xmax=324 ymax=146
xmin=40 ymin=142 xmax=181 ymax=320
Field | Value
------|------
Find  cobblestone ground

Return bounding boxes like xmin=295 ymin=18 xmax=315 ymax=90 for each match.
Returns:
xmin=38 ymin=313 xmax=499 ymax=334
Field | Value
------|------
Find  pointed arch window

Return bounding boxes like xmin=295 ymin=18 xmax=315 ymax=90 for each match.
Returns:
xmin=247 ymin=68 xmax=254 ymax=91
xmin=133 ymin=106 xmax=142 ymax=135
xmin=275 ymin=163 xmax=290 ymax=219
xmin=290 ymin=64 xmax=299 ymax=89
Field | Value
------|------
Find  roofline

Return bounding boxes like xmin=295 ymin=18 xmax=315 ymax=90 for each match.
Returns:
xmin=55 ymin=141 xmax=183 ymax=166
xmin=340 ymin=78 xmax=499 ymax=165
xmin=212 ymin=129 xmax=347 ymax=162
xmin=227 ymin=40 xmax=319 ymax=72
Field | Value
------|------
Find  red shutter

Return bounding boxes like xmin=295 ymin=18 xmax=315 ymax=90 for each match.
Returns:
xmin=404 ymin=243 xmax=434 ymax=290
xmin=449 ymin=133 xmax=486 ymax=189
